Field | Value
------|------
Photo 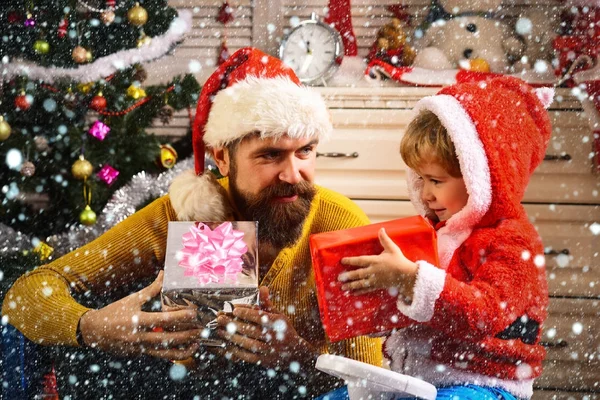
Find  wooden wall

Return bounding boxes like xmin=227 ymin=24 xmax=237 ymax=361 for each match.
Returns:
xmin=147 ymin=0 xmax=562 ymax=138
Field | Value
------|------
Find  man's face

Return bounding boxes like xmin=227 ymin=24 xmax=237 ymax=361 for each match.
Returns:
xmin=214 ymin=135 xmax=319 ymax=250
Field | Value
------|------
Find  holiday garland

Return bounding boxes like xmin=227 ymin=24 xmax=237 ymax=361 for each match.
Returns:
xmin=0 ymin=156 xmax=198 ymax=257
xmin=3 ymin=10 xmax=192 ymax=84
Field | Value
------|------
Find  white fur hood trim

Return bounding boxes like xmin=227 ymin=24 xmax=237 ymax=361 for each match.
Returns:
xmin=408 ymin=94 xmax=492 ymax=267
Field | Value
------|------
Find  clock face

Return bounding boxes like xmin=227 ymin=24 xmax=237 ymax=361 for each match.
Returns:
xmin=281 ymin=22 xmax=341 ymax=83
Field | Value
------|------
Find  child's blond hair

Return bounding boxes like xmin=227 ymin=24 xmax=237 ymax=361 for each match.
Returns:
xmin=400 ymin=110 xmax=462 ymax=177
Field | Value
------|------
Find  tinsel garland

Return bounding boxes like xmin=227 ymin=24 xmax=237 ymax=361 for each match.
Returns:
xmin=0 ymin=157 xmax=201 ymax=258
xmin=3 ymin=10 xmax=192 ymax=84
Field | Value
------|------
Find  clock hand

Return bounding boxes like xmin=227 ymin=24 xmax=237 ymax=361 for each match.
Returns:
xmin=299 ymin=53 xmax=314 ymax=75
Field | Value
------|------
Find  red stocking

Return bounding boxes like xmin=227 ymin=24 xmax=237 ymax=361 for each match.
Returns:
xmin=325 ymin=0 xmax=357 ymax=56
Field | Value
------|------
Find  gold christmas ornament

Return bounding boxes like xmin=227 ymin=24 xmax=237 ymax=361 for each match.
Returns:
xmin=128 ymin=3 xmax=148 ymax=26
xmin=159 ymin=144 xmax=178 ymax=168
xmin=0 ymin=116 xmax=11 ymax=141
xmin=137 ymin=33 xmax=152 ymax=48
xmin=79 ymin=205 xmax=97 ymax=225
xmin=72 ymin=155 xmax=94 ymax=180
xmin=77 ymin=82 xmax=94 ymax=94
xmin=127 ymin=85 xmax=146 ymax=99
xmin=33 ymin=40 xmax=50 ymax=54
xmin=34 ymin=242 xmax=54 ymax=260
xmin=101 ymin=10 xmax=116 ymax=25
xmin=86 ymin=50 xmax=93 ymax=62
xmin=72 ymin=46 xmax=88 ymax=63
xmin=20 ymin=161 xmax=36 ymax=177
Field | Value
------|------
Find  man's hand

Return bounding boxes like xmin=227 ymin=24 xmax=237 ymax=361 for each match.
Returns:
xmin=339 ymin=228 xmax=419 ymax=298
xmin=79 ymin=271 xmax=203 ymax=360
xmin=213 ymin=286 xmax=318 ymax=369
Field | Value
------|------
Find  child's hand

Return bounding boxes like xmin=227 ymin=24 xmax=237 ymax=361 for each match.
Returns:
xmin=338 ymin=228 xmax=419 ymax=298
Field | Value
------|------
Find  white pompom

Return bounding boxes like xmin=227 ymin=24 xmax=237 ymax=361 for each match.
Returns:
xmin=168 ymin=169 xmax=232 ymax=221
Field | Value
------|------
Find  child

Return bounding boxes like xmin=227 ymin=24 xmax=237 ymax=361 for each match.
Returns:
xmin=338 ymin=77 xmax=553 ymax=399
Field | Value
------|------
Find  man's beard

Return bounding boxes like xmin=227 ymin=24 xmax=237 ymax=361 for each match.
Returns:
xmin=230 ymin=178 xmax=316 ymax=250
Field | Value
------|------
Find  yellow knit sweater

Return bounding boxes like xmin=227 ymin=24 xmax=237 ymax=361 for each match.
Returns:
xmin=3 ymin=179 xmax=382 ymax=366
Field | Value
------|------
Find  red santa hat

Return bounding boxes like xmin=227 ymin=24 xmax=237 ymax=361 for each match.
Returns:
xmin=406 ymin=76 xmax=554 ymax=267
xmin=169 ymin=47 xmax=333 ymax=221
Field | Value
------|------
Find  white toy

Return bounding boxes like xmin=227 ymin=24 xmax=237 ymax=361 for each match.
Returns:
xmin=413 ymin=15 xmax=524 ymax=73
xmin=316 ymin=354 xmax=437 ymax=400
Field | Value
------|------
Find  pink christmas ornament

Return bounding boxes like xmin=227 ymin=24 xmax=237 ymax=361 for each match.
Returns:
xmin=97 ymin=164 xmax=119 ymax=185
xmin=88 ymin=120 xmax=110 ymax=140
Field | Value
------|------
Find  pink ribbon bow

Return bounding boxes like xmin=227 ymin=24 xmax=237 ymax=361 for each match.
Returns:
xmin=177 ymin=222 xmax=248 ymax=284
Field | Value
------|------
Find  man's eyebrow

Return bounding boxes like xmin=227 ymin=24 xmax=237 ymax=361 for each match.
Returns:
xmin=250 ymin=139 xmax=319 ymax=156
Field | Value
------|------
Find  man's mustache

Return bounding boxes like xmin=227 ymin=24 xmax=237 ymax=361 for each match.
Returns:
xmin=262 ymin=181 xmax=314 ymax=198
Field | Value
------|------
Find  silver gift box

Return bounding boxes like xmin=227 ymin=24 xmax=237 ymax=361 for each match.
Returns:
xmin=162 ymin=221 xmax=259 ymax=346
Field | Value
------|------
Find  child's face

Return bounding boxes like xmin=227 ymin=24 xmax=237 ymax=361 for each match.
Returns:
xmin=415 ymin=161 xmax=469 ymax=222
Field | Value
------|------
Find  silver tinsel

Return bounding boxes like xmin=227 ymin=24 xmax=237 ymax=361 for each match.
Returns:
xmin=0 ymin=157 xmax=200 ymax=258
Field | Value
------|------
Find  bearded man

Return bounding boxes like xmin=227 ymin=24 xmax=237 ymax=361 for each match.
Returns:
xmin=2 ymin=48 xmax=381 ymax=399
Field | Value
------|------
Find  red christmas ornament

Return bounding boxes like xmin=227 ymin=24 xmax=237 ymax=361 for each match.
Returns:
xmin=15 ymin=93 xmax=31 ymax=110
xmin=325 ymin=0 xmax=357 ymax=56
xmin=216 ymin=1 xmax=234 ymax=25
xmin=7 ymin=10 xmax=22 ymax=24
xmin=90 ymin=93 xmax=107 ymax=111
xmin=42 ymin=367 xmax=59 ymax=399
xmin=218 ymin=40 xmax=230 ymax=65
xmin=106 ymin=0 xmax=116 ymax=8
xmin=58 ymin=17 xmax=68 ymax=38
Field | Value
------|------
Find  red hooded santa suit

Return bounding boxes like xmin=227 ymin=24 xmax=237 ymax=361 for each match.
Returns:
xmin=385 ymin=77 xmax=553 ymax=399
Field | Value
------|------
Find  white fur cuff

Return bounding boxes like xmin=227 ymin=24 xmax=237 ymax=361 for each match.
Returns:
xmin=396 ymin=261 xmax=446 ymax=322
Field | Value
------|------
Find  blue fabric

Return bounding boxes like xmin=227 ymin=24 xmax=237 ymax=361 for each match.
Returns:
xmin=1 ymin=324 xmax=45 ymax=400
xmin=434 ymin=384 xmax=519 ymax=400
xmin=315 ymin=384 xmax=521 ymax=400
xmin=314 ymin=386 xmax=350 ymax=400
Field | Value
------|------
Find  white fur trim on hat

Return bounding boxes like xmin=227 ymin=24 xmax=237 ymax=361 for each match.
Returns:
xmin=168 ymin=169 xmax=232 ymax=221
xmin=408 ymin=95 xmax=493 ymax=266
xmin=203 ymin=76 xmax=332 ymax=148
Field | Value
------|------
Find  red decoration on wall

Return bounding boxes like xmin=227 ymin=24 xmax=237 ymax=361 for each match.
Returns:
xmin=553 ymin=5 xmax=600 ymax=86
xmin=325 ymin=0 xmax=357 ymax=56
xmin=218 ymin=41 xmax=230 ymax=66
xmin=216 ymin=1 xmax=235 ymax=65
xmin=387 ymin=4 xmax=412 ymax=24
xmin=216 ymin=1 xmax=234 ymax=25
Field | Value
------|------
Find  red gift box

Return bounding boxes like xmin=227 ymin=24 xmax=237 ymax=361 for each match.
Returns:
xmin=310 ymin=215 xmax=438 ymax=342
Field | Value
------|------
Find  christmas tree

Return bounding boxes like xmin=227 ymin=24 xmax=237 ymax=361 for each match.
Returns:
xmin=0 ymin=1 xmax=200 ymax=296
